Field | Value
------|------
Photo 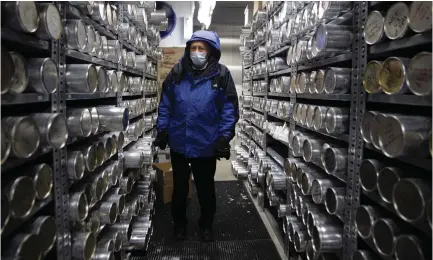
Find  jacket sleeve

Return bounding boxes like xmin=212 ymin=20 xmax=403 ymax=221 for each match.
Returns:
xmin=156 ymin=74 xmax=172 ymax=132
xmin=219 ymin=69 xmax=239 ymax=141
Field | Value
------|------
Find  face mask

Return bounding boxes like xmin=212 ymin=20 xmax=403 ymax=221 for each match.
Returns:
xmin=190 ymin=51 xmax=207 ymax=68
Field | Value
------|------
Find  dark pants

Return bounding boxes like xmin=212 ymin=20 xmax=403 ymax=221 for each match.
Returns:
xmin=170 ymin=150 xmax=217 ymax=229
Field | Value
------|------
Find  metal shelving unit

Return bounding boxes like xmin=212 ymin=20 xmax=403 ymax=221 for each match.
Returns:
xmin=238 ymin=2 xmax=432 ymax=260
xmin=1 ymin=2 xmax=161 ymax=260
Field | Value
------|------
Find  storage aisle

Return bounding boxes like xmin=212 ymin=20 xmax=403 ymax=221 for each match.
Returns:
xmin=131 ymin=181 xmax=282 ymax=260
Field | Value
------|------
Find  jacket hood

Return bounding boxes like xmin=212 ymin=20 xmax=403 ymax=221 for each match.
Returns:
xmin=183 ymin=30 xmax=221 ymax=61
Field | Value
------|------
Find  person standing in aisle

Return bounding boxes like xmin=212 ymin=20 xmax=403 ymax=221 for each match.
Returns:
xmin=154 ymin=30 xmax=239 ymax=242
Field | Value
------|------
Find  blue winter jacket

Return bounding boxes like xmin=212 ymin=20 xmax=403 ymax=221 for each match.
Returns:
xmin=156 ymin=30 xmax=239 ymax=158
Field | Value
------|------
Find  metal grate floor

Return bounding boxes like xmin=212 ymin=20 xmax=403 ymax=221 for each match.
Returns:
xmin=132 ymin=181 xmax=281 ymax=260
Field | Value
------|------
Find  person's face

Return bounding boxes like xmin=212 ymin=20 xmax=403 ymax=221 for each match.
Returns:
xmin=189 ymin=41 xmax=208 ymax=55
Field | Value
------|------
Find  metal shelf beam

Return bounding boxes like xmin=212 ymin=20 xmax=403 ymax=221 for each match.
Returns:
xmin=367 ymin=94 xmax=432 ymax=107
xmin=1 ymin=28 xmax=49 ymax=50
xmin=1 ymin=93 xmax=50 ymax=105
xmin=369 ymin=32 xmax=432 ymax=54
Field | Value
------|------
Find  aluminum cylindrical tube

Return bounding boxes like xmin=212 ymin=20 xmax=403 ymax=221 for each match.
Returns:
xmin=313 ymin=106 xmax=328 ymax=131
xmin=372 ymin=218 xmax=400 ymax=256
xmin=97 ymin=201 xmax=118 ymax=225
xmin=95 ymin=66 xmax=108 ymax=93
xmin=392 ymin=178 xmax=431 ymax=223
xmin=321 ymin=143 xmax=348 ymax=176
xmin=311 ymin=178 xmax=340 ymax=204
xmin=27 ymin=57 xmax=58 ymax=94
xmin=105 ymin=70 xmax=118 ymax=93
xmin=5 ymin=176 xmax=36 ymax=219
xmin=324 ymin=67 xmax=351 ymax=94
xmin=384 ymin=2 xmax=410 ymax=40
xmin=395 ymin=235 xmax=426 ymax=260
xmin=124 ymin=151 xmax=144 ymax=168
xmin=99 ymin=231 xmax=121 ymax=252
xmin=363 ymin=11 xmax=386 ymax=45
xmin=355 ymin=205 xmax=380 ymax=239
xmin=288 ymin=219 xmax=305 ymax=242
xmin=313 ymin=69 xmax=326 ymax=94
xmin=1 ymin=193 xmax=10 ymax=233
xmin=96 ymin=239 xmax=114 ymax=253
xmin=406 ymin=52 xmax=432 ymax=96
xmin=300 ymin=169 xmax=323 ymax=195
xmin=361 ymin=111 xmax=377 ymax=144
xmin=93 ymin=141 xmax=105 ymax=167
xmin=29 ymin=216 xmax=56 ymax=255
xmin=126 ymin=52 xmax=136 ymax=68
xmin=66 ymin=64 xmax=98 ymax=93
xmin=294 ymin=229 xmax=309 ymax=252
xmin=119 ymin=176 xmax=133 ymax=194
xmin=96 ymin=107 xmax=129 ymax=131
xmin=2 ymin=116 xmax=40 ymax=159
xmin=303 ymin=138 xmax=325 ymax=164
xmin=307 ymin=211 xmax=336 ymax=238
xmin=325 ymin=187 xmax=345 ymax=215
xmin=31 ymin=163 xmax=53 ymax=200
xmin=9 ymin=52 xmax=29 ymax=94
xmin=2 ymin=48 xmax=15 ymax=94
xmin=353 ymin=250 xmax=379 ymax=260
xmin=369 ymin=112 xmax=387 ymax=150
xmin=3 ymin=233 xmax=40 ymax=260
xmin=4 ymin=1 xmax=39 ymax=33
xmin=92 ymin=249 xmax=114 ymax=260
xmin=359 ymin=159 xmax=383 ymax=192
xmin=35 ymin=3 xmax=62 ymax=40
xmin=378 ymin=167 xmax=402 ymax=204
xmin=101 ymin=137 xmax=113 ymax=161
xmin=379 ymin=114 xmax=431 ymax=158
xmin=93 ymin=31 xmax=103 ymax=58
xmin=312 ymin=224 xmax=343 ymax=252
xmin=72 ymin=232 xmax=96 ymax=260
xmin=325 ymin=107 xmax=349 ymax=134
xmin=379 ymin=57 xmax=411 ymax=95
xmin=64 ymin=20 xmax=88 ymax=51
xmin=32 ymin=113 xmax=68 ymax=149
xmin=408 ymin=1 xmax=432 ymax=33
xmin=105 ymin=40 xmax=119 ymax=62
xmin=313 ymin=24 xmax=352 ymax=57
xmin=363 ymin=60 xmax=383 ymax=94
xmin=106 ymin=194 xmax=125 ymax=216
xmin=76 ymin=145 xmax=97 ymax=172
xmin=1 ymin=125 xmax=11 ymax=165
xmin=67 ymin=108 xmax=92 ymax=137
xmin=70 ymin=191 xmax=88 ymax=221
xmin=84 ymin=25 xmax=97 ymax=55
xmin=305 ymin=105 xmax=316 ymax=128
xmin=87 ymin=107 xmax=99 ymax=134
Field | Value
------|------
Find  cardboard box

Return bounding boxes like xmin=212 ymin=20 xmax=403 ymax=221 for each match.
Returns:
xmin=162 ymin=47 xmax=184 ymax=64
xmin=158 ymin=47 xmax=185 ymax=84
xmin=153 ymin=161 xmax=193 ymax=204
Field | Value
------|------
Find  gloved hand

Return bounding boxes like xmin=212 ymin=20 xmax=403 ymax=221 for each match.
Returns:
xmin=154 ymin=130 xmax=168 ymax=150
xmin=215 ymin=136 xmax=231 ymax=160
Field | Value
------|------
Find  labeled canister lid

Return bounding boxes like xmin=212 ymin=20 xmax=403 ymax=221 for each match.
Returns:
xmin=406 ymin=52 xmax=432 ymax=96
xmin=408 ymin=1 xmax=432 ymax=33
xmin=363 ymin=60 xmax=383 ymax=93
xmin=379 ymin=57 xmax=407 ymax=94
xmin=364 ymin=11 xmax=385 ymax=45
xmin=384 ymin=2 xmax=409 ymax=40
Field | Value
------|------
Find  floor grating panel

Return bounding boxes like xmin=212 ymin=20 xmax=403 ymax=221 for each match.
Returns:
xmin=132 ymin=181 xmax=281 ymax=260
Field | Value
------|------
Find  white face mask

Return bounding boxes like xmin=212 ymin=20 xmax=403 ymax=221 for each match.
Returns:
xmin=190 ymin=51 xmax=207 ymax=68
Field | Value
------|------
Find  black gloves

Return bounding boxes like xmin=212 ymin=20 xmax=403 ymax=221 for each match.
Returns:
xmin=154 ymin=130 xmax=168 ymax=150
xmin=215 ymin=136 xmax=231 ymax=160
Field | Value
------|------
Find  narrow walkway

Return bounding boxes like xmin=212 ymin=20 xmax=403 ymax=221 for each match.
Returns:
xmin=133 ymin=181 xmax=281 ymax=260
